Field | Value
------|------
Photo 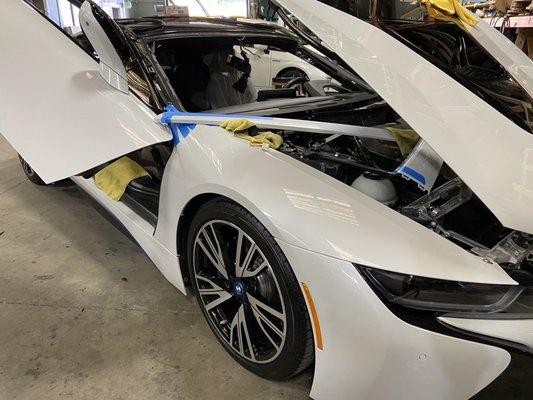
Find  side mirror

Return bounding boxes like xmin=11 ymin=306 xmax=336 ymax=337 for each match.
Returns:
xmin=253 ymin=44 xmax=270 ymax=55
xmin=79 ymin=1 xmax=129 ymax=94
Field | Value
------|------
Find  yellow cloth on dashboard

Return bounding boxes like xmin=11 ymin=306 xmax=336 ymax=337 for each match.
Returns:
xmin=424 ymin=0 xmax=478 ymax=27
xmin=386 ymin=127 xmax=420 ymax=156
xmin=94 ymin=157 xmax=149 ymax=201
xmin=220 ymin=119 xmax=283 ymax=150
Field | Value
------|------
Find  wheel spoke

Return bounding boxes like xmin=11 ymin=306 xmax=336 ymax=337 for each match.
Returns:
xmin=228 ymin=305 xmax=256 ymax=360
xmin=234 ymin=230 xmax=244 ymax=277
xmin=242 ymin=260 xmax=268 ymax=278
xmin=196 ymin=225 xmax=228 ymax=280
xmin=247 ymin=293 xmax=285 ymax=340
xmin=196 ymin=274 xmax=232 ymax=311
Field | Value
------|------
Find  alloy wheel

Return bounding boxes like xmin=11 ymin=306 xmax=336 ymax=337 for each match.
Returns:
xmin=192 ymin=220 xmax=287 ymax=363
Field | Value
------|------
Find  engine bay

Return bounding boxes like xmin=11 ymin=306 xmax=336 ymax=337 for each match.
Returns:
xmin=275 ymin=123 xmax=533 ymax=276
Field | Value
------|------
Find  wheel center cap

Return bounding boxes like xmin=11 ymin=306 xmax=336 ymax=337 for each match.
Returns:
xmin=234 ymin=281 xmax=245 ymax=296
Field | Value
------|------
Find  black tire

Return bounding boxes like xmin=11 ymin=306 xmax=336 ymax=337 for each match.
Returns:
xmin=18 ymin=155 xmax=73 ymax=187
xmin=187 ymin=198 xmax=314 ymax=380
xmin=18 ymin=155 xmax=46 ymax=186
xmin=277 ymin=68 xmax=307 ymax=80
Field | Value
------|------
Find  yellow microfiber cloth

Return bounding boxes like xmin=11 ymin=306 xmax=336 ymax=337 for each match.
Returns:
xmin=220 ymin=119 xmax=256 ymax=133
xmin=235 ymin=131 xmax=284 ymax=149
xmin=424 ymin=0 xmax=478 ymax=27
xmin=220 ymin=119 xmax=283 ymax=150
xmin=94 ymin=157 xmax=149 ymax=201
xmin=386 ymin=127 xmax=420 ymax=156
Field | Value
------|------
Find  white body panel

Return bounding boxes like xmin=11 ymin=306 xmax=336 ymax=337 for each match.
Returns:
xmin=0 ymin=0 xmax=171 ymax=184
xmin=280 ymin=242 xmax=511 ymax=400
xmin=245 ymin=46 xmax=272 ymax=89
xmin=71 ymin=176 xmax=185 ymax=292
xmin=245 ymin=46 xmax=330 ymax=90
xmin=467 ymin=19 xmax=533 ymax=98
xmin=154 ymin=125 xmax=515 ymax=285
xmin=79 ymin=1 xmax=129 ymax=93
xmin=275 ymin=0 xmax=533 ymax=234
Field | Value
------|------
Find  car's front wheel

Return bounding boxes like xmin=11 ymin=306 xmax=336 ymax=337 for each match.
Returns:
xmin=18 ymin=155 xmax=46 ymax=185
xmin=187 ymin=198 xmax=314 ymax=380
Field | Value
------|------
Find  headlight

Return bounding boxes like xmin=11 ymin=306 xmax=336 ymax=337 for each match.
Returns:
xmin=358 ymin=265 xmax=524 ymax=313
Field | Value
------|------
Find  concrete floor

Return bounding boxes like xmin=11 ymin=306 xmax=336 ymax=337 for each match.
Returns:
xmin=0 ymin=136 xmax=312 ymax=399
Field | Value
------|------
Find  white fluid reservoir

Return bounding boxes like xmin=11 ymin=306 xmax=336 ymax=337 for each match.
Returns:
xmin=352 ymin=172 xmax=397 ymax=206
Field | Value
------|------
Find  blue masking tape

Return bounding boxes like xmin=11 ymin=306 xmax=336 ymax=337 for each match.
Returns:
xmin=160 ymin=106 xmax=273 ymax=145
xmin=161 ymin=105 xmax=197 ymax=145
xmin=398 ymin=166 xmax=426 ymax=186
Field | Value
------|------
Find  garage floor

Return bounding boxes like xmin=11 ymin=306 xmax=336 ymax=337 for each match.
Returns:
xmin=0 ymin=136 xmax=312 ymax=399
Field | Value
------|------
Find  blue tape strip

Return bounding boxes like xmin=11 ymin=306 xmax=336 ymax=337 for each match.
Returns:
xmin=398 ymin=166 xmax=426 ymax=186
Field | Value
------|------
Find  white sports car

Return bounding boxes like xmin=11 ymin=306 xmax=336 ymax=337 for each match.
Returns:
xmin=2 ymin=0 xmax=533 ymax=399
xmin=244 ymin=44 xmax=332 ymax=90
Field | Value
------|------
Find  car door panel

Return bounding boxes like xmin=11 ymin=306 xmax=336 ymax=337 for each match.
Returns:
xmin=0 ymin=0 xmax=171 ymax=184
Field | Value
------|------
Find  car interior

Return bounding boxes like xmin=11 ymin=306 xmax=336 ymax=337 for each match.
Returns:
xmin=116 ymin=36 xmax=345 ymax=224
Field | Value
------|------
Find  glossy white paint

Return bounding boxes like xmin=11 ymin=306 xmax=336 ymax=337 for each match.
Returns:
xmin=0 ymin=0 xmax=171 ymax=184
xmin=79 ymin=1 xmax=129 ymax=94
xmin=275 ymin=0 xmax=533 ymax=235
xmin=467 ymin=17 xmax=533 ymax=99
xmin=70 ymin=175 xmax=185 ymax=292
xmin=440 ymin=316 xmax=533 ymax=351
xmin=280 ymin=241 xmax=511 ymax=400
xmin=154 ymin=124 xmax=515 ymax=285
xmin=245 ymin=45 xmax=330 ymax=90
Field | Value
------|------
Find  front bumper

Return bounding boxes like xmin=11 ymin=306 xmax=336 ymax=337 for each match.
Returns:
xmin=277 ymin=240 xmax=532 ymax=400
xmin=473 ymin=351 xmax=532 ymax=399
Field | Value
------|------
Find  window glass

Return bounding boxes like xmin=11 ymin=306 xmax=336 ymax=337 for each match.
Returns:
xmin=57 ymin=0 xmax=82 ymax=33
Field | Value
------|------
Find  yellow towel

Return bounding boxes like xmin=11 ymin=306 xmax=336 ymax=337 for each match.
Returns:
xmin=235 ymin=131 xmax=284 ymax=149
xmin=220 ymin=119 xmax=256 ymax=133
xmin=94 ymin=157 xmax=149 ymax=201
xmin=386 ymin=127 xmax=420 ymax=156
xmin=220 ymin=119 xmax=283 ymax=150
xmin=425 ymin=0 xmax=478 ymax=27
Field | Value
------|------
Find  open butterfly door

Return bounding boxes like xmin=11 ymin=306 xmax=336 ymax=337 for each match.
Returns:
xmin=0 ymin=0 xmax=171 ymax=184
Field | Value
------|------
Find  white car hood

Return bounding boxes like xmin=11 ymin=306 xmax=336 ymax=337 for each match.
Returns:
xmin=276 ymin=0 xmax=533 ymax=234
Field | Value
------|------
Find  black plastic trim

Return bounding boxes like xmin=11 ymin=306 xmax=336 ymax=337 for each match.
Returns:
xmin=76 ymin=186 xmax=141 ymax=249
xmin=121 ymin=193 xmax=158 ymax=228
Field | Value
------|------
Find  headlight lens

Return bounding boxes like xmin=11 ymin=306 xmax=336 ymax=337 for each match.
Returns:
xmin=358 ymin=266 xmax=524 ymax=313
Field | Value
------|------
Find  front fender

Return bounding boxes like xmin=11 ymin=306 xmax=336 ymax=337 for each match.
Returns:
xmin=155 ymin=124 xmax=514 ymax=285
